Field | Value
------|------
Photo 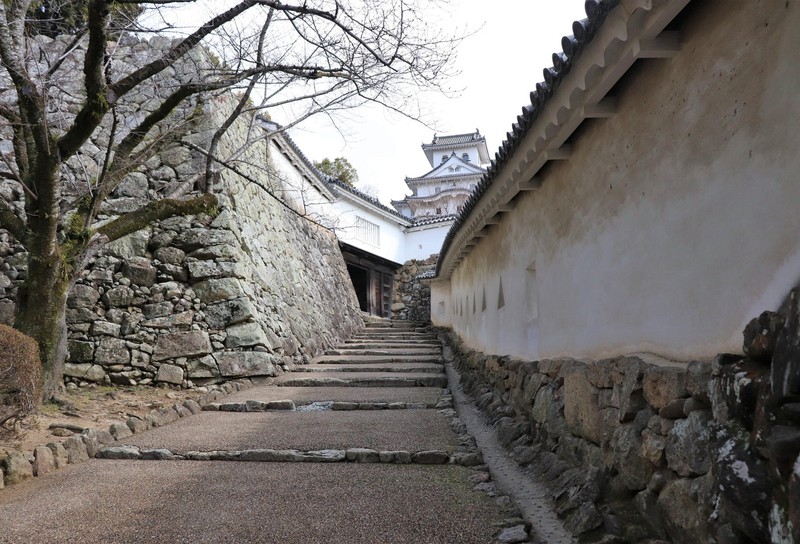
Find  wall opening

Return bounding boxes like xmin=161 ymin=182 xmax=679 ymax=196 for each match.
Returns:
xmin=481 ymin=286 xmax=487 ymax=312
xmin=498 ymin=277 xmax=506 ymax=309
xmin=347 ymin=263 xmax=370 ymax=312
xmin=526 ymin=261 xmax=538 ymax=321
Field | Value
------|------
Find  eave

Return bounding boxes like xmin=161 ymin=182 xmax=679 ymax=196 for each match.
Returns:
xmin=436 ymin=0 xmax=689 ymax=279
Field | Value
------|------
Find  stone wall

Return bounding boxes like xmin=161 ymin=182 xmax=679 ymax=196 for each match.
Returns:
xmin=440 ymin=288 xmax=800 ymax=543
xmin=0 ymin=35 xmax=363 ymax=388
xmin=391 ymin=255 xmax=436 ymax=322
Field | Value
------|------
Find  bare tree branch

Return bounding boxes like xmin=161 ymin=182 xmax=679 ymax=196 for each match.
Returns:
xmin=96 ymin=192 xmax=218 ymax=242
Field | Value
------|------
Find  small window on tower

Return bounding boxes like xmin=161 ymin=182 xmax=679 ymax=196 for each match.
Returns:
xmin=436 ymin=208 xmax=442 ymax=215
xmin=462 ymin=153 xmax=470 ymax=162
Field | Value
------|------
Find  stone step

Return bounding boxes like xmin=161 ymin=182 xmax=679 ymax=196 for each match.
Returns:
xmin=291 ymin=363 xmax=443 ymax=374
xmin=274 ymin=373 xmax=449 ymax=388
xmin=326 ymin=348 xmax=441 ymax=356
xmin=313 ymin=354 xmax=443 ymax=365
xmin=223 ymin=385 xmax=445 ymax=407
xmin=363 ymin=321 xmax=429 ymax=329
xmin=99 ymin=445 xmax=479 ymax=466
xmin=116 ymin=409 xmax=460 ymax=453
xmin=351 ymin=334 xmax=438 ymax=341
xmin=341 ymin=342 xmax=442 ymax=349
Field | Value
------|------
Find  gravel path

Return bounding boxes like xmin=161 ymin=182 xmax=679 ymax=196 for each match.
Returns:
xmin=0 ymin=461 xmax=508 ymax=544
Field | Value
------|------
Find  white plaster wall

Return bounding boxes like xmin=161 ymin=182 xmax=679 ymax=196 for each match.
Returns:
xmin=327 ymin=198 xmax=406 ymax=264
xmin=436 ymin=1 xmax=800 ymax=362
xmin=403 ymin=223 xmax=451 ymax=261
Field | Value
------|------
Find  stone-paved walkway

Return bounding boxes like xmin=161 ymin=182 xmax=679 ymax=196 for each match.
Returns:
xmin=0 ymin=321 xmax=539 ymax=544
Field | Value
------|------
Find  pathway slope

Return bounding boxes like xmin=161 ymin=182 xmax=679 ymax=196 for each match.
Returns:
xmin=0 ymin=320 xmax=539 ymax=544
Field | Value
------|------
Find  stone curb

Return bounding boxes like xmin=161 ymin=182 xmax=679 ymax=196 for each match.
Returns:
xmin=0 ymin=378 xmax=255 ymax=490
xmin=201 ymin=400 xmax=446 ymax=412
xmin=95 ymin=445 xmax=484 ymax=466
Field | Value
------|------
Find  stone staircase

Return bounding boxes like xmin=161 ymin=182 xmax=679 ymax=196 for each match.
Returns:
xmin=71 ymin=319 xmax=533 ymax=543
xmin=273 ymin=321 xmax=448 ymax=388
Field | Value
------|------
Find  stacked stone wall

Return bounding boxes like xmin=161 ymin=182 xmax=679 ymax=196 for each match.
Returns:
xmin=440 ymin=288 xmax=800 ymax=543
xmin=391 ymin=255 xmax=436 ymax=322
xmin=0 ymin=35 xmax=363 ymax=389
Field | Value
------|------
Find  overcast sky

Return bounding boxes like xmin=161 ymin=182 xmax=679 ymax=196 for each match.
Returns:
xmin=146 ymin=1 xmax=589 ymax=204
xmin=288 ymin=1 xmax=589 ymax=203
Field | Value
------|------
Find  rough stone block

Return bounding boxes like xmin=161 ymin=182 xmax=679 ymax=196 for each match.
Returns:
xmin=643 ymin=366 xmax=687 ymax=410
xmin=46 ymin=442 xmax=69 ymax=469
xmin=152 ymin=331 xmax=211 ymax=361
xmin=656 ymin=478 xmax=708 ymax=543
xmin=90 ymin=320 xmax=121 ymax=337
xmin=64 ymin=363 xmax=106 ymax=382
xmin=102 ymin=285 xmax=136 ymax=307
xmin=378 ymin=451 xmax=412 ymax=464
xmin=123 ymin=257 xmax=157 ymax=287
xmin=743 ymin=310 xmax=784 ymax=363
xmin=686 ymin=361 xmax=712 ymax=403
xmin=183 ymin=399 xmax=202 ymax=414
xmin=63 ymin=436 xmax=89 ymax=464
xmin=345 ymin=448 xmax=380 ymax=463
xmin=186 ymin=355 xmax=219 ymax=378
xmin=611 ymin=423 xmax=653 ymax=491
xmin=32 ymin=446 xmax=56 ymax=477
xmin=215 ymin=352 xmax=277 ymax=378
xmin=665 ymin=410 xmax=711 ymax=477
xmin=3 ymin=452 xmax=33 ymax=485
xmin=97 ymin=446 xmax=141 ymax=460
xmin=94 ymin=337 xmax=130 ymax=366
xmin=67 ymin=284 xmax=101 ymax=309
xmin=188 ymin=260 xmax=244 ymax=281
xmin=225 ymin=322 xmax=268 ymax=349
xmin=611 ymin=357 xmax=648 ymax=421
xmin=67 ymin=340 xmax=94 ymax=363
xmin=173 ymin=228 xmax=238 ymax=253
xmin=412 ymin=450 xmax=450 ymax=464
xmin=143 ymin=311 xmax=194 ymax=329
xmin=126 ymin=417 xmax=150 ymax=434
xmin=191 ymin=278 xmax=243 ymax=303
xmin=564 ymin=367 xmax=603 ymax=444
xmin=772 ymin=289 xmax=800 ymax=401
xmin=109 ymin=422 xmax=134 ymax=440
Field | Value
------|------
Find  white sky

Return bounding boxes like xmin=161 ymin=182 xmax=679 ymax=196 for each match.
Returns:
xmin=144 ymin=1 xmax=589 ymax=204
xmin=287 ymin=1 xmax=589 ymax=203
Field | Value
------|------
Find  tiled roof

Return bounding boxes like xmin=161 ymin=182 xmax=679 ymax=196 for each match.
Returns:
xmin=405 ymin=154 xmax=485 ymax=184
xmin=412 ymin=215 xmax=457 ymax=227
xmin=328 ymin=178 xmax=410 ymax=221
xmin=259 ymin=118 xmax=334 ymax=196
xmin=422 ymin=130 xmax=484 ymax=149
xmin=435 ymin=0 xmax=620 ymax=277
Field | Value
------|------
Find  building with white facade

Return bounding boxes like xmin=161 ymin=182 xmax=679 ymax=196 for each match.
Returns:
xmin=259 ymin=118 xmax=453 ymax=317
xmin=392 ymin=131 xmax=490 ymax=219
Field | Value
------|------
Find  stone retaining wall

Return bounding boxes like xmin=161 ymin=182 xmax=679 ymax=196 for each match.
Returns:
xmin=440 ymin=288 xmax=800 ymax=543
xmin=391 ymin=255 xmax=436 ymax=322
xmin=0 ymin=35 xmax=363 ymax=388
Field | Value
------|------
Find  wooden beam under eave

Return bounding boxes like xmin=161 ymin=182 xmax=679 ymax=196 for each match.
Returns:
xmin=485 ymin=215 xmax=503 ymax=225
xmin=634 ymin=31 xmax=680 ymax=59
xmin=583 ymin=97 xmax=617 ymax=118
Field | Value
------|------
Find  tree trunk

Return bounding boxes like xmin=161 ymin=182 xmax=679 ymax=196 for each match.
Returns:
xmin=14 ymin=247 xmax=69 ymax=400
